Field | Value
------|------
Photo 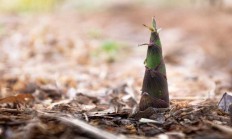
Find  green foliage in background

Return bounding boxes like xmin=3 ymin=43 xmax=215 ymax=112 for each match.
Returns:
xmin=101 ymin=41 xmax=119 ymax=54
xmin=0 ymin=0 xmax=60 ymax=12
xmin=93 ymin=40 xmax=119 ymax=63
xmin=92 ymin=40 xmax=129 ymax=63
xmin=87 ymin=28 xmax=103 ymax=39
xmin=0 ymin=0 xmax=196 ymax=13
xmin=0 ymin=24 xmax=5 ymax=36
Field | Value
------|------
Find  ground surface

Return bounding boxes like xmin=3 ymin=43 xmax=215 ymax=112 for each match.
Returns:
xmin=0 ymin=1 xmax=232 ymax=139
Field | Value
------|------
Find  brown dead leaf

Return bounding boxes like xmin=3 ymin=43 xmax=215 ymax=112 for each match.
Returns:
xmin=0 ymin=94 xmax=35 ymax=109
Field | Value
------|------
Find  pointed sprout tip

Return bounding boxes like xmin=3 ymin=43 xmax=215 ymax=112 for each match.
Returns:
xmin=143 ymin=24 xmax=155 ymax=32
xmin=138 ymin=43 xmax=149 ymax=46
xmin=157 ymin=28 xmax=162 ymax=33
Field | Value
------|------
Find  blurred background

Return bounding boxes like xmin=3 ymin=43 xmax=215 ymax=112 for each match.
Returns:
xmin=0 ymin=0 xmax=232 ymax=101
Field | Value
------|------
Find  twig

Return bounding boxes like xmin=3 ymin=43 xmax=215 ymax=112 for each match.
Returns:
xmin=0 ymin=108 xmax=23 ymax=113
xmin=139 ymin=118 xmax=163 ymax=124
xmin=83 ymin=113 xmax=89 ymax=122
xmin=37 ymin=111 xmax=126 ymax=139
xmin=171 ymin=97 xmax=208 ymax=100
xmin=205 ymin=120 xmax=232 ymax=136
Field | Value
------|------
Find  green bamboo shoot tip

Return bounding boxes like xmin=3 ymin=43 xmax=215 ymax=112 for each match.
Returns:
xmin=138 ymin=17 xmax=169 ymax=112
xmin=152 ymin=17 xmax=157 ymax=29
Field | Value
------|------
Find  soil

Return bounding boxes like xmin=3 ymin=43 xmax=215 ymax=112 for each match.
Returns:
xmin=0 ymin=2 xmax=232 ymax=139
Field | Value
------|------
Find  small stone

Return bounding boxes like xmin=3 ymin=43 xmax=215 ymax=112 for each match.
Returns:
xmin=218 ymin=92 xmax=232 ymax=113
